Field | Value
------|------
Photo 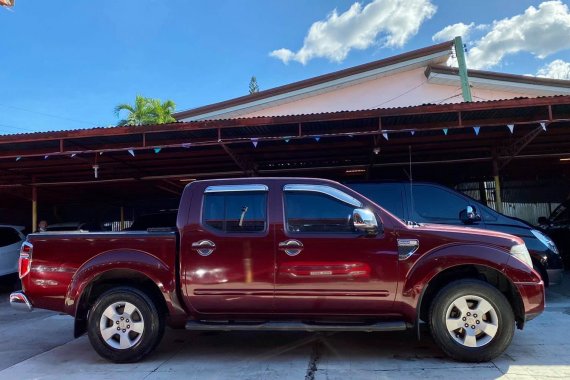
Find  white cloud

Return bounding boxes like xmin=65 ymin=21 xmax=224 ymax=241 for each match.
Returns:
xmin=269 ymin=0 xmax=437 ymax=65
xmin=537 ymin=59 xmax=570 ymax=79
xmin=432 ymin=22 xmax=475 ymax=42
xmin=467 ymin=1 xmax=570 ymax=69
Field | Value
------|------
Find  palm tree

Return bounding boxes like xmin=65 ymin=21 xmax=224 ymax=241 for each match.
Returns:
xmin=114 ymin=95 xmax=176 ymax=126
xmin=148 ymin=99 xmax=177 ymax=124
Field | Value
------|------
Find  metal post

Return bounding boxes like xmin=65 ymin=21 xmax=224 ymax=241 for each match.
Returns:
xmin=492 ymin=159 xmax=504 ymax=213
xmin=120 ymin=206 xmax=125 ymax=230
xmin=454 ymin=36 xmax=472 ymax=102
xmin=32 ymin=186 xmax=37 ymax=232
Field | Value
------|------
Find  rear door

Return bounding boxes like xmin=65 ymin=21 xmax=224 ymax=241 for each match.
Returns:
xmin=274 ymin=184 xmax=399 ymax=315
xmin=181 ymin=184 xmax=275 ymax=314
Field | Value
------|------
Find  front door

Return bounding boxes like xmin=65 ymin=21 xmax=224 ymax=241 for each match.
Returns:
xmin=181 ymin=184 xmax=275 ymax=314
xmin=274 ymin=184 xmax=398 ymax=315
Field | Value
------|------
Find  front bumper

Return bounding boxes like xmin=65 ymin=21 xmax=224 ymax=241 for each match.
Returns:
xmin=9 ymin=291 xmax=33 ymax=312
xmin=547 ymin=268 xmax=564 ymax=286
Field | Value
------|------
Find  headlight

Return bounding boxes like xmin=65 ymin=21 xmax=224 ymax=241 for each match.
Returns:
xmin=530 ymin=229 xmax=559 ymax=254
xmin=510 ymin=243 xmax=533 ymax=268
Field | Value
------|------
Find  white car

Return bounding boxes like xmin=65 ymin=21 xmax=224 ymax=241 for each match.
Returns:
xmin=0 ymin=225 xmax=25 ymax=277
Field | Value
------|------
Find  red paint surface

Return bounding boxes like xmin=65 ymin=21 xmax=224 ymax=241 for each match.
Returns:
xmin=20 ymin=178 xmax=544 ymax=327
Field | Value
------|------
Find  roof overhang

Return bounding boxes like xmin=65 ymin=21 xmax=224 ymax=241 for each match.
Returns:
xmin=426 ymin=65 xmax=570 ymax=96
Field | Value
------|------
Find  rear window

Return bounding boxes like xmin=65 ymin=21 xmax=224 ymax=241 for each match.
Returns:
xmin=347 ymin=183 xmax=404 ymax=218
xmin=202 ymin=191 xmax=267 ymax=233
xmin=0 ymin=227 xmax=21 ymax=247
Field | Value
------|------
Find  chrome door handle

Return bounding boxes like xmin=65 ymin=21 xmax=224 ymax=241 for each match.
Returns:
xmin=191 ymin=240 xmax=216 ymax=256
xmin=278 ymin=239 xmax=303 ymax=256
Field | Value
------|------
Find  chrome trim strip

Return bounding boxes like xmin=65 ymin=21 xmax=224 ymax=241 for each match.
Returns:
xmin=283 ymin=184 xmax=362 ymax=208
xmin=205 ymin=184 xmax=269 ymax=193
xmin=9 ymin=291 xmax=33 ymax=312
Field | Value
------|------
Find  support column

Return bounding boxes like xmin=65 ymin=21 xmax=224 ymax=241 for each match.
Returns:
xmin=492 ymin=159 xmax=504 ymax=214
xmin=32 ymin=186 xmax=38 ymax=232
xmin=454 ymin=36 xmax=472 ymax=102
xmin=120 ymin=206 xmax=125 ymax=231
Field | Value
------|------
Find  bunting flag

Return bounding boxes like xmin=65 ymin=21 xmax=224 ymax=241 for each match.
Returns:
xmin=348 ymin=134 xmax=354 ymax=138
xmin=99 ymin=151 xmax=104 ymax=155
xmin=443 ymin=128 xmax=448 ymax=135
xmin=251 ymin=138 xmax=259 ymax=148
xmin=44 ymin=155 xmax=48 ymax=160
xmin=128 ymin=149 xmax=135 ymax=157
xmin=71 ymin=153 xmax=77 ymax=158
xmin=410 ymin=130 xmax=415 ymax=136
xmin=154 ymin=148 xmax=161 ymax=154
xmin=15 ymin=156 xmax=21 ymax=161
xmin=382 ymin=132 xmax=389 ymax=140
xmin=541 ymin=122 xmax=547 ymax=131
xmin=181 ymin=143 xmax=192 ymax=148
xmin=507 ymin=124 xmax=514 ymax=134
xmin=314 ymin=136 xmax=320 ymax=142
xmin=473 ymin=126 xmax=480 ymax=136
xmin=284 ymin=138 xmax=290 ymax=143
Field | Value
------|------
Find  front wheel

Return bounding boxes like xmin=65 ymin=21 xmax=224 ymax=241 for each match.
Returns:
xmin=87 ymin=287 xmax=165 ymax=363
xmin=429 ymin=279 xmax=514 ymax=362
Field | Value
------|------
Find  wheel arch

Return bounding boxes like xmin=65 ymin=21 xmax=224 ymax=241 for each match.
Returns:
xmin=66 ymin=249 xmax=187 ymax=338
xmin=417 ymin=264 xmax=525 ymax=333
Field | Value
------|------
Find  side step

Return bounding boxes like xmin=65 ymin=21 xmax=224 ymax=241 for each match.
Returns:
xmin=185 ymin=320 xmax=408 ymax=332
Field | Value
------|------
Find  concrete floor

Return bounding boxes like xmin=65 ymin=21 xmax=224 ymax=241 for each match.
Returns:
xmin=1 ymin=275 xmax=570 ymax=380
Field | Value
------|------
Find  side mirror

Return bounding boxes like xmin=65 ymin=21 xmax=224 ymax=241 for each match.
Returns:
xmin=353 ymin=208 xmax=379 ymax=236
xmin=537 ymin=216 xmax=549 ymax=225
xmin=459 ymin=205 xmax=481 ymax=225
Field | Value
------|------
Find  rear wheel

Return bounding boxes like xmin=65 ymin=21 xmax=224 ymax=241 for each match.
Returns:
xmin=429 ymin=279 xmax=514 ymax=362
xmin=87 ymin=287 xmax=165 ymax=363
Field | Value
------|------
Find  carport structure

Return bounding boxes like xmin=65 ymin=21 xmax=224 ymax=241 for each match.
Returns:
xmin=1 ymin=95 xmax=570 ymax=230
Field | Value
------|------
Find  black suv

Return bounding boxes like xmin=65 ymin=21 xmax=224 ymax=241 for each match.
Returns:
xmin=538 ymin=199 xmax=570 ymax=269
xmin=347 ymin=182 xmax=564 ymax=286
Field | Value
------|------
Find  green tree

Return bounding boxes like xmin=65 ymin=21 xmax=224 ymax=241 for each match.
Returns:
xmin=114 ymin=95 xmax=176 ymax=126
xmin=249 ymin=76 xmax=259 ymax=94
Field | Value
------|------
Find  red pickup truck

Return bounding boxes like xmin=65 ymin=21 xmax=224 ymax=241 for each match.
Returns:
xmin=10 ymin=178 xmax=544 ymax=363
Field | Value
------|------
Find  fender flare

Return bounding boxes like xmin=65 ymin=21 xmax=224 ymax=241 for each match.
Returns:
xmin=64 ymin=249 xmax=186 ymax=320
xmin=402 ymin=244 xmax=513 ymax=339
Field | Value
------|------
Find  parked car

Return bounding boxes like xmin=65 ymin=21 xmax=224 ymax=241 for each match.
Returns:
xmin=44 ymin=222 xmax=101 ymax=232
xmin=538 ymin=198 xmax=570 ymax=268
xmin=0 ymin=225 xmax=25 ymax=277
xmin=347 ymin=182 xmax=564 ymax=286
xmin=125 ymin=211 xmax=177 ymax=231
xmin=11 ymin=178 xmax=544 ymax=363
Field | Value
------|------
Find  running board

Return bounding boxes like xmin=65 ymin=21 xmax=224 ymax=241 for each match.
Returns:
xmin=185 ymin=320 xmax=408 ymax=332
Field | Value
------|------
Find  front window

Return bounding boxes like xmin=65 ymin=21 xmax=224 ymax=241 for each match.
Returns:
xmin=284 ymin=186 xmax=359 ymax=234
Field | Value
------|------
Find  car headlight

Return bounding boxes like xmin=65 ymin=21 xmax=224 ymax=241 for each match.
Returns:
xmin=530 ymin=229 xmax=559 ymax=254
xmin=510 ymin=243 xmax=533 ymax=268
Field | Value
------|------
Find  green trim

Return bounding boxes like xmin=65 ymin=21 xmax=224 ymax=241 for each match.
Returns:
xmin=454 ymin=36 xmax=472 ymax=102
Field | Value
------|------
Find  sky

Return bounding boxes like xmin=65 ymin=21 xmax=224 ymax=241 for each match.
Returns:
xmin=1 ymin=0 xmax=570 ymax=135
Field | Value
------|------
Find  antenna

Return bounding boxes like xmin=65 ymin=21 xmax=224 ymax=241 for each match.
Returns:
xmin=409 ymin=145 xmax=414 ymax=218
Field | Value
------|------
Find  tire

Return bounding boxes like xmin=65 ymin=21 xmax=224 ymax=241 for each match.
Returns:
xmin=429 ymin=279 xmax=514 ymax=362
xmin=87 ymin=287 xmax=165 ymax=363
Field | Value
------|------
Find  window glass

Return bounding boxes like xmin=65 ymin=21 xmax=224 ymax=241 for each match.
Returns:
xmin=0 ymin=227 xmax=22 ymax=247
xmin=285 ymin=192 xmax=356 ymax=233
xmin=551 ymin=202 xmax=569 ymax=224
xmin=347 ymin=183 xmax=404 ymax=218
xmin=202 ymin=192 xmax=267 ymax=233
xmin=412 ymin=185 xmax=468 ymax=221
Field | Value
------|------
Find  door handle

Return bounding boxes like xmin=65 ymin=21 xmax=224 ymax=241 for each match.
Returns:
xmin=278 ymin=239 xmax=303 ymax=256
xmin=191 ymin=240 xmax=216 ymax=256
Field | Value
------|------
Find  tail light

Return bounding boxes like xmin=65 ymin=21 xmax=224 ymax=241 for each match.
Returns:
xmin=19 ymin=241 xmax=33 ymax=279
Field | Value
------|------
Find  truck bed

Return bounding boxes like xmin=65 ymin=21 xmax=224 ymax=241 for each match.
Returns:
xmin=23 ymin=231 xmax=177 ymax=313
